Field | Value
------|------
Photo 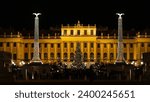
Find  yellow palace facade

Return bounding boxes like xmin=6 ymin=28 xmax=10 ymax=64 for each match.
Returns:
xmin=0 ymin=21 xmax=150 ymax=66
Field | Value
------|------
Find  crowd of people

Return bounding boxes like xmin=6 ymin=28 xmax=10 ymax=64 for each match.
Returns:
xmin=10 ymin=61 xmax=145 ymax=82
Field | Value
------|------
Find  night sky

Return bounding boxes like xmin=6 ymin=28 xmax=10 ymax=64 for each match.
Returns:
xmin=0 ymin=0 xmax=150 ymax=31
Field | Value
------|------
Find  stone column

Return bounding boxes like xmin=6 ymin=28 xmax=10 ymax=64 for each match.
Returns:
xmin=94 ymin=42 xmax=97 ymax=62
xmin=107 ymin=43 xmax=110 ymax=62
xmin=17 ymin=42 xmax=20 ymax=62
xmin=67 ymin=42 xmax=70 ymax=62
xmin=61 ymin=42 xmax=64 ymax=62
xmin=22 ymin=43 xmax=25 ymax=60
xmin=127 ymin=43 xmax=130 ymax=61
xmin=87 ymin=42 xmax=90 ymax=62
xmin=137 ymin=43 xmax=141 ymax=60
xmin=3 ymin=43 xmax=6 ymax=52
xmin=145 ymin=43 xmax=148 ymax=52
xmin=28 ymin=44 xmax=31 ymax=60
xmin=133 ymin=43 xmax=137 ymax=60
xmin=81 ymin=42 xmax=84 ymax=55
xmin=48 ymin=43 xmax=50 ymax=61
xmin=41 ymin=43 xmax=44 ymax=61
xmin=100 ymin=43 xmax=104 ymax=62
xmin=54 ymin=43 xmax=57 ymax=62
xmin=10 ymin=43 xmax=13 ymax=60
xmin=113 ymin=43 xmax=117 ymax=62
xmin=74 ymin=42 xmax=76 ymax=53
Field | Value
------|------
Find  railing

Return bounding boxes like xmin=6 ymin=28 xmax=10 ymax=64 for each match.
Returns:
xmin=97 ymin=36 xmax=138 ymax=39
xmin=0 ymin=35 xmax=21 ymax=38
xmin=1 ymin=34 xmax=150 ymax=39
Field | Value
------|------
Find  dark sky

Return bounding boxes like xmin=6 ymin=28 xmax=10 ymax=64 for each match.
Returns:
xmin=0 ymin=0 xmax=150 ymax=31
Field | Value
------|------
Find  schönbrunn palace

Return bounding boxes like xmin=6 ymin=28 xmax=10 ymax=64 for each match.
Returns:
xmin=0 ymin=21 xmax=150 ymax=67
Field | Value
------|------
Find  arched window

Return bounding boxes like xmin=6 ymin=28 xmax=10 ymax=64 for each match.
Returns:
xmin=110 ymin=53 xmax=114 ymax=62
xmin=83 ymin=53 xmax=87 ymax=61
xmin=44 ymin=53 xmax=48 ymax=60
xmin=31 ymin=52 xmax=33 ymax=59
xmin=57 ymin=53 xmax=61 ymax=60
xmin=90 ymin=53 xmax=94 ymax=61
xmin=104 ymin=53 xmax=107 ymax=60
xmin=97 ymin=53 xmax=100 ymax=62
xmin=64 ymin=53 xmax=67 ymax=61
xmin=24 ymin=53 xmax=28 ymax=61
xmin=70 ymin=53 xmax=74 ymax=61
xmin=124 ymin=53 xmax=127 ymax=60
xmin=50 ymin=53 xmax=54 ymax=60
